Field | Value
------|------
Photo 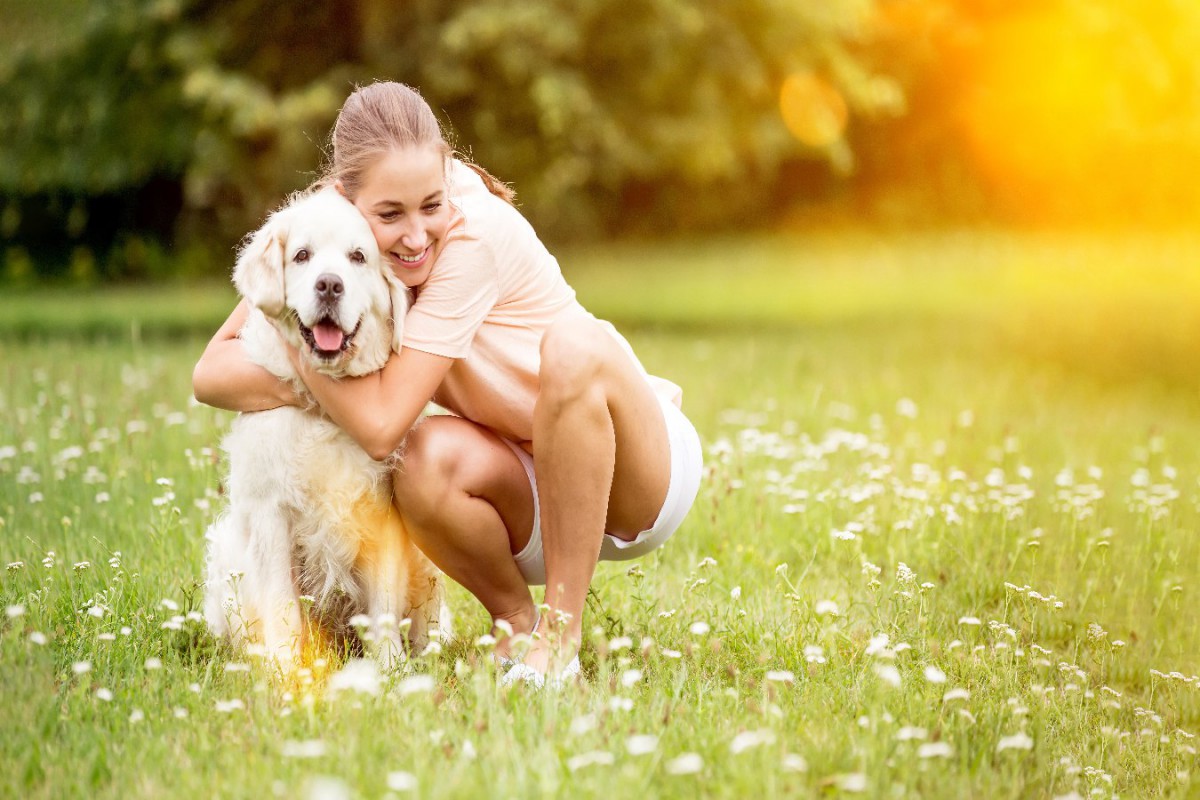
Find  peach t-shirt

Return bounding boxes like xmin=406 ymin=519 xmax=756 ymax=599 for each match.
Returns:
xmin=401 ymin=160 xmax=682 ymax=445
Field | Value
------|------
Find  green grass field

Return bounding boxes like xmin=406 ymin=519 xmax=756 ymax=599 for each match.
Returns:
xmin=2 ymin=230 xmax=1199 ymax=798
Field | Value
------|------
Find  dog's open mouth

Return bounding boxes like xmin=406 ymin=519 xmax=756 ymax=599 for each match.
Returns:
xmin=298 ymin=317 xmax=361 ymax=359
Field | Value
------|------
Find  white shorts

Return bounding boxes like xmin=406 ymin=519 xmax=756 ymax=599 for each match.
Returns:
xmin=502 ymin=395 xmax=703 ymax=585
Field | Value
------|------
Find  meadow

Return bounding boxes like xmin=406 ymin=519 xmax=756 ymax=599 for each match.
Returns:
xmin=2 ymin=229 xmax=1200 ymax=799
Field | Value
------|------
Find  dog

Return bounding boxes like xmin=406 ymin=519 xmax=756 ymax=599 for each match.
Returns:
xmin=203 ymin=187 xmax=450 ymax=670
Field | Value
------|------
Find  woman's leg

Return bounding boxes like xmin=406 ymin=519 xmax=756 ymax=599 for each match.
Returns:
xmin=524 ymin=312 xmax=672 ymax=673
xmin=391 ymin=415 xmax=538 ymax=659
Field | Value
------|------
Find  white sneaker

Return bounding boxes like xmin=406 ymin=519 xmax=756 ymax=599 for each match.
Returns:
xmin=500 ymin=654 xmax=581 ymax=690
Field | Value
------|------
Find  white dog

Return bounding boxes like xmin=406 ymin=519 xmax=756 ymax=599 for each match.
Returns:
xmin=203 ymin=187 xmax=449 ymax=670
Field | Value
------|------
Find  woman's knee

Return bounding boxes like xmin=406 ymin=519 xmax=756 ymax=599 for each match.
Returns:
xmin=539 ymin=316 xmax=617 ymax=405
xmin=391 ymin=417 xmax=473 ymax=522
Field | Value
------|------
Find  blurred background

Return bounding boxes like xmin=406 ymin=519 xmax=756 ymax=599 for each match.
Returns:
xmin=4 ymin=0 xmax=1200 ymax=284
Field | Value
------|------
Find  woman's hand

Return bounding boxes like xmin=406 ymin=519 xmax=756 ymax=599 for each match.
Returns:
xmin=286 ymin=343 xmax=455 ymax=461
xmin=193 ymin=300 xmax=307 ymax=412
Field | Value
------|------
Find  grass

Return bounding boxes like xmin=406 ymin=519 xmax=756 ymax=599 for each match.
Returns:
xmin=2 ymin=229 xmax=1200 ymax=798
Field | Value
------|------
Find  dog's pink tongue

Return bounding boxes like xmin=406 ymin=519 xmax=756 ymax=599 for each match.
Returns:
xmin=313 ymin=321 xmax=345 ymax=351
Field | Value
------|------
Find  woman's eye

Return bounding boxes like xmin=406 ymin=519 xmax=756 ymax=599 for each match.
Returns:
xmin=422 ymin=203 xmax=442 ymax=214
xmin=349 ymin=250 xmax=366 ymax=264
xmin=294 ymin=249 xmax=310 ymax=263
xmin=379 ymin=212 xmax=399 ymax=222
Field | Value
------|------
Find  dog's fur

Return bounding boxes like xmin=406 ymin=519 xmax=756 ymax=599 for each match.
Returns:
xmin=203 ymin=187 xmax=449 ymax=669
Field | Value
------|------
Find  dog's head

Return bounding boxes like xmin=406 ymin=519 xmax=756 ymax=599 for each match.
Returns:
xmin=234 ymin=188 xmax=410 ymax=377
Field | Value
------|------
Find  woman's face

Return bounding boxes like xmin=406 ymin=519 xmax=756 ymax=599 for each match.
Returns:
xmin=350 ymin=146 xmax=451 ymax=289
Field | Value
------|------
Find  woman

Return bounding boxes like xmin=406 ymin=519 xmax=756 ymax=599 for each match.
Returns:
xmin=193 ymin=82 xmax=702 ymax=686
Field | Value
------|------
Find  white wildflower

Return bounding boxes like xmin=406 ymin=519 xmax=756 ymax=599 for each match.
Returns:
xmin=626 ymin=735 xmax=659 ymax=756
xmin=397 ymin=675 xmax=436 ymax=696
xmin=569 ymin=714 xmax=597 ymax=736
xmin=996 ymin=732 xmax=1034 ymax=752
xmin=386 ymin=771 xmax=418 ymax=791
xmin=814 ymin=600 xmax=839 ymax=616
xmin=665 ymin=753 xmax=704 ymax=775
xmin=874 ymin=664 xmax=902 ymax=688
xmin=328 ymin=659 xmax=382 ymax=697
xmin=567 ymin=751 xmax=615 ymax=771
xmin=781 ymin=753 xmax=808 ymax=772
xmin=730 ymin=729 xmax=776 ymax=754
xmin=838 ymin=773 xmax=869 ymax=792
xmin=918 ymin=742 xmax=954 ymax=759
xmin=924 ymin=665 xmax=947 ymax=684
xmin=282 ymin=740 xmax=327 ymax=759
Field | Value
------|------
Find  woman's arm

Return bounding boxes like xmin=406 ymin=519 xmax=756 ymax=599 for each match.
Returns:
xmin=192 ymin=300 xmax=305 ymax=412
xmin=293 ymin=346 xmax=454 ymax=461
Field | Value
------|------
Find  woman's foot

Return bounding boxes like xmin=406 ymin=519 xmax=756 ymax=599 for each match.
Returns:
xmin=491 ymin=606 xmax=539 ymax=666
xmin=499 ymin=621 xmax=581 ymax=688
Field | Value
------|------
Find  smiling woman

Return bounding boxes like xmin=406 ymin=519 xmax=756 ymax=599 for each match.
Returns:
xmin=192 ymin=82 xmax=704 ymax=688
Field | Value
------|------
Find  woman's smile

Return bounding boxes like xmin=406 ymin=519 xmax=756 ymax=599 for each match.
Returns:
xmin=389 ymin=245 xmax=432 ymax=271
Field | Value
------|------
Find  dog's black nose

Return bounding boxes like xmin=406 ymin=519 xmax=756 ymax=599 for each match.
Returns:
xmin=314 ymin=273 xmax=344 ymax=300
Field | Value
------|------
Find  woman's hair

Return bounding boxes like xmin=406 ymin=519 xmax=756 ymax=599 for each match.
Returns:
xmin=325 ymin=82 xmax=514 ymax=204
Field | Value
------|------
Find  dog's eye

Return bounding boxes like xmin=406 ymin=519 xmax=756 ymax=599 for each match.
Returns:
xmin=294 ymin=249 xmax=310 ymax=264
xmin=349 ymin=249 xmax=366 ymax=265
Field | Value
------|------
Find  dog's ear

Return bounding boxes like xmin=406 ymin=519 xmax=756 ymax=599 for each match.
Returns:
xmin=233 ymin=214 xmax=287 ymax=318
xmin=385 ymin=271 xmax=411 ymax=353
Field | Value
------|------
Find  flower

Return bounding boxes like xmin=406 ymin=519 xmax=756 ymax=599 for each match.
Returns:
xmin=918 ymin=742 xmax=954 ymax=759
xmin=996 ymin=733 xmax=1034 ymax=752
xmin=567 ymin=751 xmax=615 ymax=771
xmin=814 ymin=600 xmax=839 ymax=616
xmin=765 ymin=670 xmax=795 ymax=684
xmin=96 ymin=688 xmax=113 ymax=702
xmin=730 ymin=729 xmax=776 ymax=754
xmin=621 ymin=669 xmax=644 ymax=688
xmin=875 ymin=664 xmax=902 ymax=688
xmin=386 ymin=772 xmax=418 ymax=791
xmin=569 ymin=714 xmax=597 ymax=736
xmin=328 ymin=659 xmax=382 ymax=697
xmin=689 ymin=621 xmax=710 ymax=636
xmin=626 ymin=735 xmax=659 ymax=756
xmin=281 ymin=740 xmax=327 ymax=759
xmin=781 ymin=753 xmax=808 ymax=772
xmin=396 ymin=675 xmax=435 ymax=696
xmin=943 ymin=688 xmax=970 ymax=702
xmin=72 ymin=661 xmax=91 ymax=675
xmin=666 ymin=753 xmax=703 ymax=775
xmin=924 ymin=665 xmax=947 ymax=684
xmin=838 ymin=773 xmax=869 ymax=792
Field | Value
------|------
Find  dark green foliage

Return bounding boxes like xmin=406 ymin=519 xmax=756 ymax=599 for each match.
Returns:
xmin=0 ymin=0 xmax=892 ymax=278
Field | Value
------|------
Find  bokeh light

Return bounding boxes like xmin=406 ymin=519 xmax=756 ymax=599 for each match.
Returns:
xmin=779 ymin=72 xmax=848 ymax=148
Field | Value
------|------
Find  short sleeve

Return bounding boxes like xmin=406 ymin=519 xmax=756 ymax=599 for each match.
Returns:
xmin=402 ymin=236 xmax=499 ymax=358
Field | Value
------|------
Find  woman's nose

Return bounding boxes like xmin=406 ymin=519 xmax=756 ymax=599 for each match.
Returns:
xmin=400 ymin=222 xmax=428 ymax=251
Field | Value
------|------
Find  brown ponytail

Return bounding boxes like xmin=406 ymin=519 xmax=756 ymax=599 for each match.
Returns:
xmin=326 ymin=82 xmax=515 ymax=205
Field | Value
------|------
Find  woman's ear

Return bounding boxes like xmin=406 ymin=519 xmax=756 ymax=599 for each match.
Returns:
xmin=233 ymin=214 xmax=287 ymax=318
xmin=334 ymin=180 xmax=349 ymax=199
